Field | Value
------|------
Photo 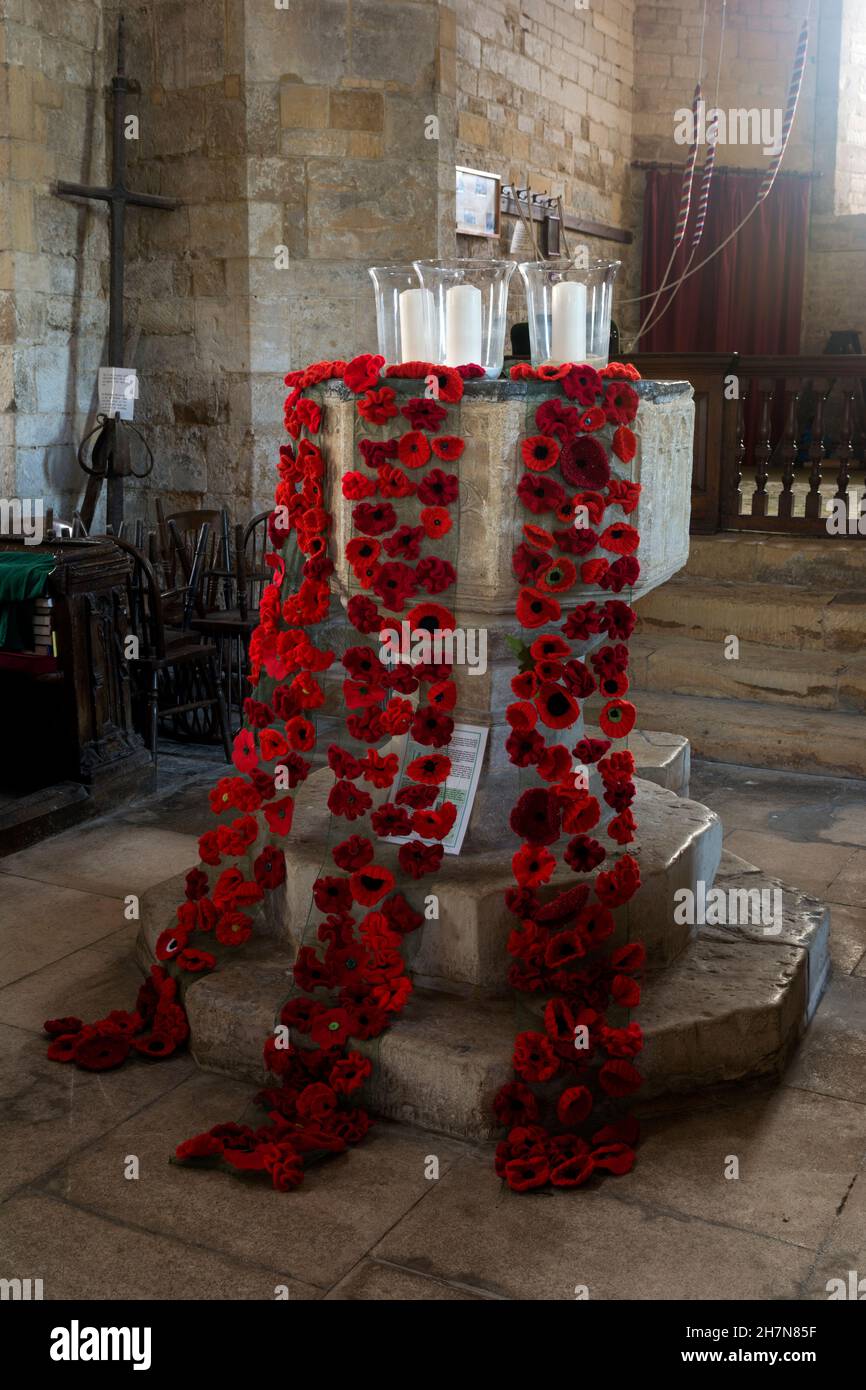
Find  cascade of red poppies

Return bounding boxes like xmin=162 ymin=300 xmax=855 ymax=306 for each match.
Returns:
xmin=43 ymin=353 xmax=643 ymax=1195
xmin=494 ymin=359 xmax=644 ymax=1192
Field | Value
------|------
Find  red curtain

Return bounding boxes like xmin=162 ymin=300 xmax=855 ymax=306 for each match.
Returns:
xmin=639 ymin=169 xmax=810 ymax=354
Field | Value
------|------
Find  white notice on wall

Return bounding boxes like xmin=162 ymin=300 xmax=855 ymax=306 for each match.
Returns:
xmin=382 ymin=722 xmax=488 ymax=856
xmin=98 ymin=367 xmax=138 ymax=421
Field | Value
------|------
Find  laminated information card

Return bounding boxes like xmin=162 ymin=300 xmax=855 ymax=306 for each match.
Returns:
xmin=382 ymin=722 xmax=489 ymax=856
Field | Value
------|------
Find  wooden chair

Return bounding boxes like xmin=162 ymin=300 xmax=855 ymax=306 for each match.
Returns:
xmin=190 ymin=512 xmax=282 ymax=730
xmin=154 ymin=501 xmax=231 ymax=613
xmin=113 ymin=535 xmax=232 ymax=765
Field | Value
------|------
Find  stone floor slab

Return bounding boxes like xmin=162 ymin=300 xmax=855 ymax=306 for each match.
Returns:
xmin=0 ymin=877 xmax=122 ymax=987
xmin=0 ymin=924 xmax=142 ymax=1034
xmin=0 ymin=1192 xmax=318 ymax=1300
xmin=626 ymin=1086 xmax=866 ymax=1250
xmin=0 ymin=1022 xmax=194 ymax=1200
xmin=38 ymin=1070 xmax=467 ymax=1290
xmin=325 ymin=1258 xmax=489 ymax=1300
xmin=724 ymin=830 xmax=856 ymax=899
xmin=784 ymin=975 xmax=866 ymax=1105
xmin=0 ymin=822 xmax=198 ymax=898
xmin=372 ymin=1149 xmax=815 ymax=1301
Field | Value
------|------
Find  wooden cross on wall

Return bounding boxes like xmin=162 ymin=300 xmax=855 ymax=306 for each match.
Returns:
xmin=54 ymin=14 xmax=178 ymax=533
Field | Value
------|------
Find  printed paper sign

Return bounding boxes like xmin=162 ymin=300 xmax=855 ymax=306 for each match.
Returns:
xmin=98 ymin=367 xmax=138 ymax=421
xmin=382 ymin=722 xmax=488 ymax=856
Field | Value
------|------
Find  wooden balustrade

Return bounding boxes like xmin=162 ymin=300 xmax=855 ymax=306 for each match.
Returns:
xmin=627 ymin=352 xmax=866 ymax=536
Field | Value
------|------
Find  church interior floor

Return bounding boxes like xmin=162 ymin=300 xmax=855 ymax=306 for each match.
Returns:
xmin=1 ymin=750 xmax=865 ymax=1300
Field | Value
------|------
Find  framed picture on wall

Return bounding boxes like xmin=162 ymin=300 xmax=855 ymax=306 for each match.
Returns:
xmin=455 ymin=166 xmax=501 ymax=239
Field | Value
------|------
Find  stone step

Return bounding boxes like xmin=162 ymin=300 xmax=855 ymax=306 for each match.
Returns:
xmin=631 ymin=634 xmax=866 ymax=714
xmin=636 ymin=575 xmax=866 ymax=653
xmin=684 ymin=534 xmax=866 ymax=590
xmin=139 ymin=774 xmax=722 ymax=988
xmin=635 ymin=689 xmax=866 ymax=778
xmin=179 ymin=853 xmax=828 ymax=1139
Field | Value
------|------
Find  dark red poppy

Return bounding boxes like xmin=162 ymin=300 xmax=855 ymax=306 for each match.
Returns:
xmin=416 ymin=467 xmax=458 ymax=506
xmin=598 ymin=1059 xmax=643 ymax=1097
xmin=564 ymin=835 xmax=606 ymax=872
xmin=74 ymin=1032 xmax=131 ymax=1071
xmin=505 ymin=1154 xmax=550 ymax=1192
xmin=517 ymin=472 xmax=566 ymax=514
xmin=604 ymin=380 xmax=639 ymax=425
xmin=402 ymin=397 xmax=447 ymax=431
xmin=397 ymin=838 xmax=444 ymax=880
xmin=512 ymin=1030 xmax=559 ymax=1082
xmin=560 ymin=435 xmax=610 ymax=489
xmin=332 ymin=835 xmax=374 ymax=871
xmin=509 ymin=788 xmax=561 ymax=845
xmin=561 ymin=363 xmax=603 ymax=405
xmin=410 ymin=705 xmax=453 ymax=748
xmin=512 ymin=843 xmax=556 ymax=888
xmin=557 ymin=1085 xmax=593 ymax=1127
xmin=253 ymin=846 xmax=286 ymax=890
xmin=352 ymin=501 xmax=398 ymax=536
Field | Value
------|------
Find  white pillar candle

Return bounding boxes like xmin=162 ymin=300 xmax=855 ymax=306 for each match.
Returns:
xmin=550 ymin=279 xmax=587 ymax=364
xmin=398 ymin=287 xmax=433 ymax=362
xmin=445 ymin=283 xmax=483 ymax=367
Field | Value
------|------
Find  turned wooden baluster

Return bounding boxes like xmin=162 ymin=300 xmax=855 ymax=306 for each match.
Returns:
xmin=730 ymin=386 xmax=748 ymax=519
xmin=834 ymin=388 xmax=855 ymax=524
xmin=777 ymin=387 xmax=799 ymax=521
xmin=751 ymin=386 xmax=773 ymax=517
xmin=804 ymin=391 xmax=826 ymax=521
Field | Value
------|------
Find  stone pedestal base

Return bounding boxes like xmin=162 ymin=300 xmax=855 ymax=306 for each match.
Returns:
xmin=136 ymin=733 xmax=830 ymax=1140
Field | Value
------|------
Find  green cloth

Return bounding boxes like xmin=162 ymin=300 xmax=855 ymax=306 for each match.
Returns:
xmin=0 ymin=551 xmax=56 ymax=651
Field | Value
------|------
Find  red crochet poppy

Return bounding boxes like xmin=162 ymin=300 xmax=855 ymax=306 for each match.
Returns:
xmin=332 ymin=835 xmax=374 ymax=871
xmin=606 ymin=478 xmax=641 ymax=513
xmin=564 ymin=835 xmax=606 ymax=872
xmin=402 ymin=398 xmax=447 ymax=431
xmin=397 ymin=430 xmax=432 ymax=469
xmin=604 ymin=380 xmax=639 ymax=425
xmin=372 ymin=561 xmax=417 ymax=612
xmin=349 ymin=864 xmax=396 ymax=906
xmin=430 ymin=367 xmax=464 ymax=403
xmin=512 ymin=842 xmax=556 ymax=888
xmin=612 ymin=425 xmax=636 ymax=462
xmin=560 ymin=435 xmax=610 ymax=489
xmin=516 ymin=587 xmax=561 ymax=629
xmin=561 ymin=363 xmax=603 ymax=405
xmin=577 ymin=406 xmax=606 ymax=432
xmin=341 ymin=470 xmax=376 ymax=500
xmin=600 ymin=555 xmax=641 ymax=592
xmin=412 ymin=801 xmax=457 ymax=840
xmin=521 ymin=434 xmax=560 ymax=472
xmin=415 ymin=556 xmax=456 ymax=594
xmin=536 ymin=557 xmax=576 ymax=593
xmin=359 ymin=437 xmax=399 ymax=469
xmin=406 ymin=600 xmax=456 ymax=635
xmin=352 ymin=501 xmax=397 ymax=536
xmin=344 ymin=353 xmax=385 ymax=393
xmin=512 ymin=1031 xmax=560 ymax=1082
xmin=557 ymin=1085 xmax=593 ymax=1127
xmin=347 ymin=594 xmax=383 ymax=634
xmin=416 ymin=468 xmax=458 ymax=506
xmin=264 ymin=797 xmax=295 ymax=837
xmin=410 ymin=705 xmax=453 ymax=748
xmin=431 ymin=435 xmax=465 ymax=461
xmin=509 ymin=788 xmax=561 ymax=845
xmin=517 ymin=472 xmax=566 ymax=514
xmin=358 ymin=386 xmax=398 ymax=424
xmin=383 ymin=524 xmax=424 ymax=560
xmin=397 ymin=838 xmax=444 ymax=879
xmin=534 ymin=682 xmax=579 ymax=730
xmin=419 ymin=506 xmax=452 ymax=540
xmin=377 ymin=464 xmax=416 ymax=498
xmin=536 ymin=398 xmax=579 ymax=440
xmin=600 ymin=522 xmax=639 ymax=556
xmin=406 ymin=753 xmax=451 ymax=784
xmin=523 ymin=522 xmax=555 ymax=550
